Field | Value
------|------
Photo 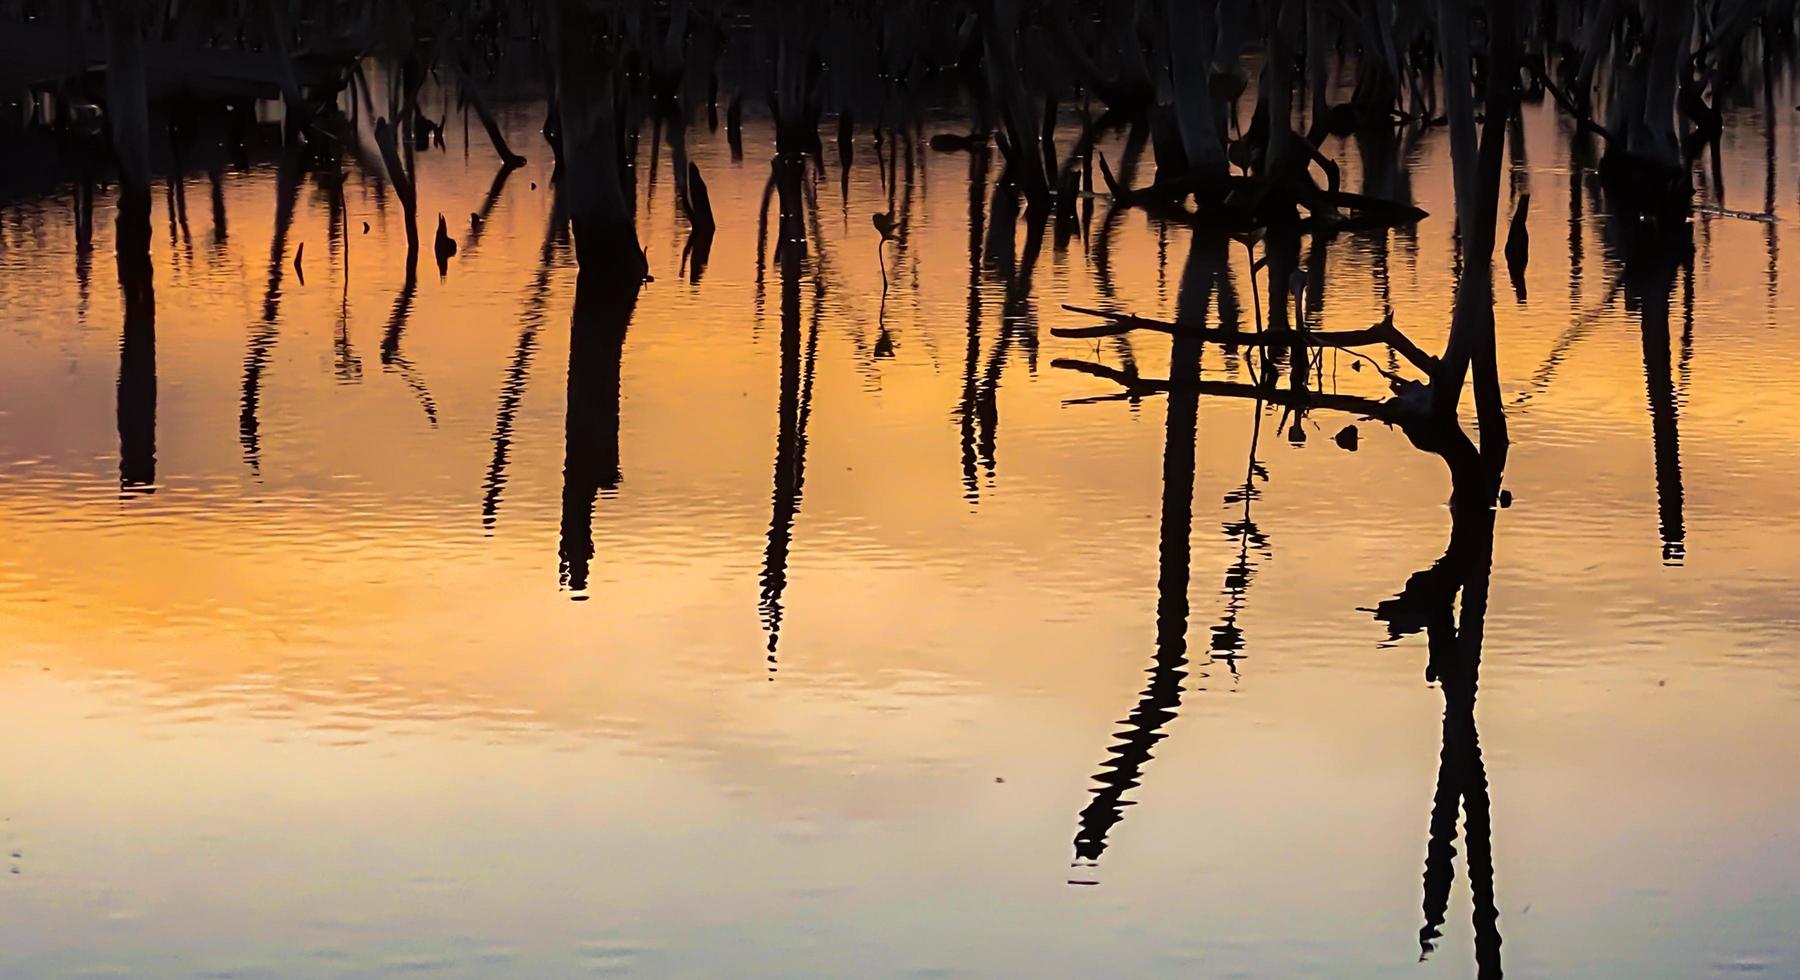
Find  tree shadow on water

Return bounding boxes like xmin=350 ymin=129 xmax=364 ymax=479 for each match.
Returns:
xmin=1370 ymin=471 xmax=1503 ymax=978
xmin=558 ymin=267 xmax=641 ymax=599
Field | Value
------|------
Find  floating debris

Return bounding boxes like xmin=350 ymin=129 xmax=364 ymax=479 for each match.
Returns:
xmin=1693 ymin=205 xmax=1777 ymax=223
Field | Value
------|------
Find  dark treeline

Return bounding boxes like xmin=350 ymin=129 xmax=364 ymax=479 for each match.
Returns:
xmin=7 ymin=0 xmax=1785 ymax=483
xmin=8 ymin=0 xmax=1795 ymax=259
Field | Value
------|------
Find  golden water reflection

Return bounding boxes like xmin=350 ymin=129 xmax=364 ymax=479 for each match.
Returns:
xmin=1 ymin=94 xmax=1797 ymax=977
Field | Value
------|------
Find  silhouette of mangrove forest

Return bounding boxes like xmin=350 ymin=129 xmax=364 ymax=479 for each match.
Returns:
xmin=5 ymin=0 xmax=1792 ymax=974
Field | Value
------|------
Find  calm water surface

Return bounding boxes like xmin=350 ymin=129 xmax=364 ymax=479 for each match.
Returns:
xmin=1 ymin=90 xmax=1798 ymax=978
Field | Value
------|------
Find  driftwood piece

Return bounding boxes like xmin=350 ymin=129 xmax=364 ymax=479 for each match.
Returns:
xmin=373 ymin=114 xmax=419 ymax=259
xmin=1057 ymin=305 xmax=1439 ymax=374
xmin=1097 ymin=154 xmax=1426 ymax=228
xmin=1053 ymin=357 xmax=1407 ymax=424
xmin=461 ymin=77 xmax=526 ymax=167
xmin=1529 ymin=62 xmax=1615 ymax=143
